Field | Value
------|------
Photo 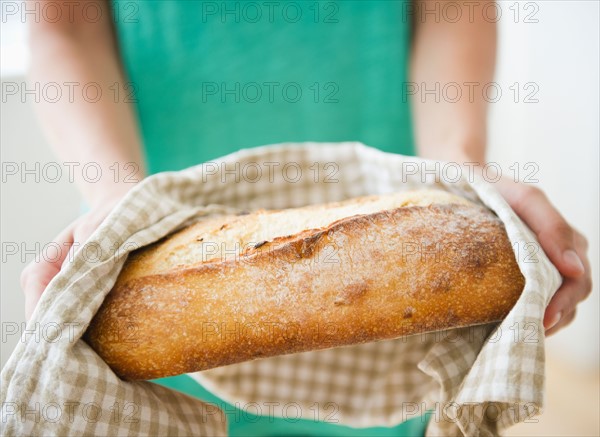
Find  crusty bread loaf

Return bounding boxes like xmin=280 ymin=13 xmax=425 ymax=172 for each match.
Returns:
xmin=85 ymin=190 xmax=525 ymax=380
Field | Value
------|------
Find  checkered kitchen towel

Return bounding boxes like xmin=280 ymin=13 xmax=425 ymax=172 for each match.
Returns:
xmin=1 ymin=143 xmax=561 ymax=436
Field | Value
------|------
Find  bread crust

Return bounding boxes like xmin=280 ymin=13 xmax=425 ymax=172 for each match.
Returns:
xmin=85 ymin=192 xmax=525 ymax=380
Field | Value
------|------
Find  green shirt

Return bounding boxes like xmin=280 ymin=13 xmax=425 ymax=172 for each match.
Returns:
xmin=111 ymin=1 xmax=423 ymax=434
xmin=112 ymin=0 xmax=415 ymax=174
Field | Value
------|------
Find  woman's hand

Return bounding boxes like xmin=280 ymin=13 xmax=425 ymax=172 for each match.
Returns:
xmin=496 ymin=178 xmax=592 ymax=336
xmin=25 ymin=0 xmax=145 ymax=322
xmin=20 ymin=195 xmax=125 ymax=321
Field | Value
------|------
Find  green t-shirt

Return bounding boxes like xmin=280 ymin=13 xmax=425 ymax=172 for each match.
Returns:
xmin=111 ymin=1 xmax=423 ymax=434
xmin=111 ymin=0 xmax=415 ymax=174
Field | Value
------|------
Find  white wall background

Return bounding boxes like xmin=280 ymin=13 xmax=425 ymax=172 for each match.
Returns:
xmin=488 ymin=0 xmax=599 ymax=368
xmin=1 ymin=1 xmax=598 ymax=371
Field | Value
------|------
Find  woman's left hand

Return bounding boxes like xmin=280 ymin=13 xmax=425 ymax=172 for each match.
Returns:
xmin=496 ymin=177 xmax=592 ymax=336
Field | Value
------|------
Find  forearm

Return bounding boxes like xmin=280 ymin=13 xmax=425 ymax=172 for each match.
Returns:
xmin=411 ymin=0 xmax=497 ymax=164
xmin=28 ymin=0 xmax=144 ymax=208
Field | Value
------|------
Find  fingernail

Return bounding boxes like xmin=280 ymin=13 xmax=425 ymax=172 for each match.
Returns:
xmin=563 ymin=250 xmax=584 ymax=274
xmin=545 ymin=311 xmax=562 ymax=331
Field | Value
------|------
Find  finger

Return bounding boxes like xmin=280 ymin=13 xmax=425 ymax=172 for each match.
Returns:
xmin=21 ymin=222 xmax=76 ymax=320
xmin=69 ymin=217 xmax=104 ymax=264
xmin=512 ymin=187 xmax=584 ymax=278
xmin=542 ymin=230 xmax=591 ymax=335
xmin=543 ymin=277 xmax=590 ymax=331
xmin=545 ymin=308 xmax=576 ymax=337
xmin=573 ymin=229 xmax=589 ymax=252
xmin=21 ymin=223 xmax=75 ymax=291
xmin=54 ymin=212 xmax=99 ymax=270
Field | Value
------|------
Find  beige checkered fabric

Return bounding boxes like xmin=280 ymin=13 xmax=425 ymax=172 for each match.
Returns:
xmin=1 ymin=143 xmax=561 ymax=436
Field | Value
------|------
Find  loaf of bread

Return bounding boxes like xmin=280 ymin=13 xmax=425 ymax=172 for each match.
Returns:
xmin=85 ymin=189 xmax=525 ymax=380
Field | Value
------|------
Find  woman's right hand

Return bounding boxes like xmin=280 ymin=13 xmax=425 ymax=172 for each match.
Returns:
xmin=20 ymin=195 xmax=125 ymax=321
